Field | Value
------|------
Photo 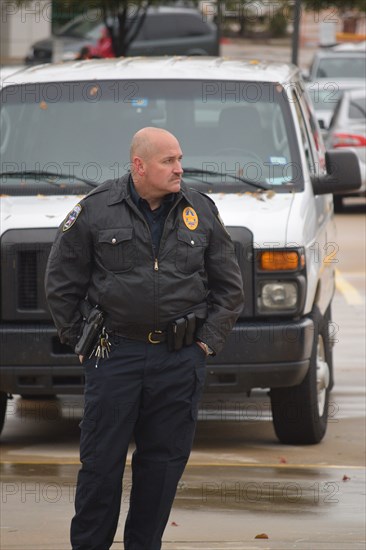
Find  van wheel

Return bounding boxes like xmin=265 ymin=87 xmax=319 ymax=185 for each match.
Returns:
xmin=0 ymin=392 xmax=7 ymax=435
xmin=270 ymin=306 xmax=332 ymax=444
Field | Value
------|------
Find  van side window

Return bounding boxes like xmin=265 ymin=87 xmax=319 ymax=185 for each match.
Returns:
xmin=300 ymin=88 xmax=326 ymax=171
xmin=144 ymin=15 xmax=176 ymax=40
xmin=292 ymin=91 xmax=316 ymax=173
xmin=176 ymin=15 xmax=208 ymax=36
xmin=144 ymin=13 xmax=209 ymax=41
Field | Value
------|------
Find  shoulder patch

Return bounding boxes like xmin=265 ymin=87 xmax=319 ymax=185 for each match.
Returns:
xmin=63 ymin=203 xmax=82 ymax=232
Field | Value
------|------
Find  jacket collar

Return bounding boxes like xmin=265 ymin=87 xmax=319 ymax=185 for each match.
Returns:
xmin=107 ymin=173 xmax=131 ymax=205
xmin=107 ymin=173 xmax=193 ymax=207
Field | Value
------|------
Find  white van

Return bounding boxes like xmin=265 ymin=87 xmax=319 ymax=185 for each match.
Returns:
xmin=0 ymin=57 xmax=361 ymax=442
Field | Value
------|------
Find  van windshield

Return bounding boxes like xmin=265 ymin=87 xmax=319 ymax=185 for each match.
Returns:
xmin=1 ymin=79 xmax=302 ymax=194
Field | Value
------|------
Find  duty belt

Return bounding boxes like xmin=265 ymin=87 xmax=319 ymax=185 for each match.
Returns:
xmin=110 ymin=313 xmax=201 ymax=351
xmin=112 ymin=327 xmax=167 ymax=344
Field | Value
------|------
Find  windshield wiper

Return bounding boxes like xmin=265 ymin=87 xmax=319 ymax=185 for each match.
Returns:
xmin=0 ymin=171 xmax=98 ymax=188
xmin=183 ymin=167 xmax=269 ymax=191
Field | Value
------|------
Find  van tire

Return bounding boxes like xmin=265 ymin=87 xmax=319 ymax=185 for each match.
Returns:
xmin=0 ymin=392 xmax=7 ymax=435
xmin=270 ymin=306 xmax=332 ymax=444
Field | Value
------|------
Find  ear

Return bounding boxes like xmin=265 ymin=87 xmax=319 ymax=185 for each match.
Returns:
xmin=132 ymin=156 xmax=145 ymax=176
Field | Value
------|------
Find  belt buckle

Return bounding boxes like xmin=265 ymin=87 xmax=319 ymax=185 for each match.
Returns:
xmin=148 ymin=330 xmax=163 ymax=344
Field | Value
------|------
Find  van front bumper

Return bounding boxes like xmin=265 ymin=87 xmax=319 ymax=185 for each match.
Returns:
xmin=0 ymin=317 xmax=314 ymax=395
xmin=204 ymin=317 xmax=314 ymax=391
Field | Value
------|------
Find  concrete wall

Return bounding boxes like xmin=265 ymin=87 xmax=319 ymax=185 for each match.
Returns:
xmin=1 ymin=1 xmax=51 ymax=62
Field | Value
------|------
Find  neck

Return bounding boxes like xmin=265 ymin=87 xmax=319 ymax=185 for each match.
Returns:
xmin=146 ymin=197 xmax=162 ymax=210
xmin=133 ymin=178 xmax=163 ymax=210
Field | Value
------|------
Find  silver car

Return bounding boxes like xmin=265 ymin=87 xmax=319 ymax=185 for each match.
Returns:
xmin=325 ymin=87 xmax=366 ymax=210
xmin=305 ymin=45 xmax=366 ymax=82
xmin=306 ymin=79 xmax=364 ymax=133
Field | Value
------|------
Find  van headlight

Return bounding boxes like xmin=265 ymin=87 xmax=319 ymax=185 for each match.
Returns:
xmin=258 ymin=281 xmax=298 ymax=313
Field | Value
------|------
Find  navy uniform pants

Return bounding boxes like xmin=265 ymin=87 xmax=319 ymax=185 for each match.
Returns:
xmin=70 ymin=336 xmax=206 ymax=550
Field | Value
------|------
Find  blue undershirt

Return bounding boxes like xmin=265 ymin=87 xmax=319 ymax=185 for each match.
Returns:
xmin=129 ymin=178 xmax=176 ymax=255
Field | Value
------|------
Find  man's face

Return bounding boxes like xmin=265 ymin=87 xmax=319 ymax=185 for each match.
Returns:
xmin=138 ymin=134 xmax=183 ymax=197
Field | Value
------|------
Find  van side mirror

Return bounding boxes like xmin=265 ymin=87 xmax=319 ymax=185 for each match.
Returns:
xmin=311 ymin=150 xmax=362 ymax=195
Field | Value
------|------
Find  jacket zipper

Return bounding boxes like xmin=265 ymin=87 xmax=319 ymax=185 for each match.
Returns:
xmin=126 ymin=199 xmax=162 ymax=329
xmin=153 ymin=195 xmax=183 ymax=328
xmin=128 ymin=195 xmax=183 ymax=328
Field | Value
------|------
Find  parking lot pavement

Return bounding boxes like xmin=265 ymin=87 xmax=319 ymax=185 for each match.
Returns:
xmin=1 ymin=459 xmax=365 ymax=549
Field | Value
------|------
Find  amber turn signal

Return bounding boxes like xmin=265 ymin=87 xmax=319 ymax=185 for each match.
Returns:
xmin=260 ymin=251 xmax=301 ymax=271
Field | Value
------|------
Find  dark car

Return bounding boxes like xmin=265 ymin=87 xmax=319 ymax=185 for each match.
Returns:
xmin=25 ymin=6 xmax=219 ymax=64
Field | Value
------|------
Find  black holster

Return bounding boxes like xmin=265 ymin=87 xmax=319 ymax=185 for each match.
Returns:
xmin=75 ymin=302 xmax=104 ymax=357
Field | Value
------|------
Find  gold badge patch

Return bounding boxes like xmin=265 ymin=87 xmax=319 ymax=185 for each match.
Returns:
xmin=63 ymin=203 xmax=82 ymax=232
xmin=183 ymin=207 xmax=198 ymax=230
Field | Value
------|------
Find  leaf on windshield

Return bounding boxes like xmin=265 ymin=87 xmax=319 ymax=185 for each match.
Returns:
xmin=39 ymin=101 xmax=48 ymax=110
xmin=266 ymin=190 xmax=276 ymax=199
xmin=245 ymin=191 xmax=264 ymax=201
xmin=342 ymin=475 xmax=351 ymax=482
xmin=89 ymin=86 xmax=99 ymax=98
xmin=253 ymin=191 xmax=265 ymax=201
xmin=279 ymin=456 xmax=287 ymax=464
xmin=255 ymin=533 xmax=269 ymax=539
xmin=36 ymin=194 xmax=46 ymax=199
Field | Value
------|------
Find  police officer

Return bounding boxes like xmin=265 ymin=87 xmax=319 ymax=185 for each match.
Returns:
xmin=45 ymin=127 xmax=244 ymax=550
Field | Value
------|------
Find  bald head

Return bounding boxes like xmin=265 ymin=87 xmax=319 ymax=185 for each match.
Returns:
xmin=129 ymin=126 xmax=183 ymax=207
xmin=130 ymin=127 xmax=179 ymax=163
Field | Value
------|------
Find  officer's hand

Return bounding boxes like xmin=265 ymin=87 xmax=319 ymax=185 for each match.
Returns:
xmin=196 ymin=341 xmax=209 ymax=356
xmin=79 ymin=355 xmax=84 ymax=364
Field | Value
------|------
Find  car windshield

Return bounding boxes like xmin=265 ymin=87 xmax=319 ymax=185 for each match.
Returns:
xmin=0 ymin=79 xmax=301 ymax=194
xmin=57 ymin=16 xmax=103 ymax=39
xmin=349 ymin=95 xmax=366 ymax=119
xmin=307 ymin=87 xmax=343 ymax=111
xmin=57 ymin=13 xmax=139 ymax=41
xmin=316 ymin=56 xmax=366 ymax=79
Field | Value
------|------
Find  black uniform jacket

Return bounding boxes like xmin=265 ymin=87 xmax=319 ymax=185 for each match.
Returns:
xmin=45 ymin=174 xmax=244 ymax=354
